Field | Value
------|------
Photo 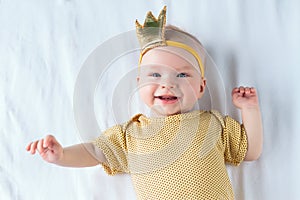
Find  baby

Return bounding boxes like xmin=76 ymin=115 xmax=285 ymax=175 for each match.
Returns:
xmin=26 ymin=7 xmax=263 ymax=199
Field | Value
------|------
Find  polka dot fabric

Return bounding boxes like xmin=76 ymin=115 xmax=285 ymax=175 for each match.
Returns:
xmin=94 ymin=110 xmax=248 ymax=199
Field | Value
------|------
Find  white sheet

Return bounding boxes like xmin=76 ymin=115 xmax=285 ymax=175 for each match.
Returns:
xmin=1 ymin=0 xmax=300 ymax=199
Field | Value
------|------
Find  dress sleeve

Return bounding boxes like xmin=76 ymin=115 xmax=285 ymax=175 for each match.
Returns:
xmin=222 ymin=116 xmax=248 ymax=165
xmin=211 ymin=110 xmax=248 ymax=166
xmin=93 ymin=124 xmax=128 ymax=175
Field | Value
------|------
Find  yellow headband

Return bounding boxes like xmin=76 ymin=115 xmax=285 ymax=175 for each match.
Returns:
xmin=138 ymin=40 xmax=205 ymax=78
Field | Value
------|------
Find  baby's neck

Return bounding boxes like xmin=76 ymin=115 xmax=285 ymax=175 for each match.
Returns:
xmin=148 ymin=108 xmax=200 ymax=118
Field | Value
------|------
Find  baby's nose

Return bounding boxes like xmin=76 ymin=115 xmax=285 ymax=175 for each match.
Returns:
xmin=160 ymin=77 xmax=176 ymax=89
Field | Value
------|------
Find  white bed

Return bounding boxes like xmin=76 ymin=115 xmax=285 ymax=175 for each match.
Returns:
xmin=1 ymin=0 xmax=300 ymax=199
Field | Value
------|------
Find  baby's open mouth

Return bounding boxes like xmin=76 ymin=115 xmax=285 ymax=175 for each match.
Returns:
xmin=156 ymin=96 xmax=178 ymax=100
xmin=155 ymin=95 xmax=179 ymax=103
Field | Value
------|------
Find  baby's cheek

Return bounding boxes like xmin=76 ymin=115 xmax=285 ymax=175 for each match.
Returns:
xmin=187 ymin=87 xmax=202 ymax=101
xmin=138 ymin=87 xmax=153 ymax=103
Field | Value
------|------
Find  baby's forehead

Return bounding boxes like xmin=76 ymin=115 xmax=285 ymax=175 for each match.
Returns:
xmin=140 ymin=46 xmax=201 ymax=73
xmin=141 ymin=63 xmax=197 ymax=73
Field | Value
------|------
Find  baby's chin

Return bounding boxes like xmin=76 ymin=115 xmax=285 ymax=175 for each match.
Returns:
xmin=149 ymin=106 xmax=193 ymax=117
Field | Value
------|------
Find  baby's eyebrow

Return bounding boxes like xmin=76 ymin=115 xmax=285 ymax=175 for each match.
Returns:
xmin=174 ymin=65 xmax=196 ymax=72
xmin=140 ymin=66 xmax=160 ymax=71
xmin=139 ymin=64 xmax=160 ymax=68
xmin=179 ymin=65 xmax=193 ymax=69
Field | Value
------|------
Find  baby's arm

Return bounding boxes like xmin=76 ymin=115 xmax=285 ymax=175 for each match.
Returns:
xmin=26 ymin=135 xmax=106 ymax=167
xmin=232 ymin=87 xmax=263 ymax=161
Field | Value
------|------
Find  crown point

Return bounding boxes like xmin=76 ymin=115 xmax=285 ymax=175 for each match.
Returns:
xmin=159 ymin=6 xmax=167 ymax=18
xmin=135 ymin=19 xmax=142 ymax=28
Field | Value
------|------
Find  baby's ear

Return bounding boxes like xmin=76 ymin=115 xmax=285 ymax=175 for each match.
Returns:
xmin=136 ymin=76 xmax=140 ymax=83
xmin=200 ymin=78 xmax=207 ymax=93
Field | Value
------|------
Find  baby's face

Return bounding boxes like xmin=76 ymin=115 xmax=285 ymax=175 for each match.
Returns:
xmin=137 ymin=48 xmax=206 ymax=116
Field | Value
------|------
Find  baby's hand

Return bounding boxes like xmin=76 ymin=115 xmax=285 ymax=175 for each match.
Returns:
xmin=232 ymin=86 xmax=260 ymax=109
xmin=26 ymin=135 xmax=63 ymax=164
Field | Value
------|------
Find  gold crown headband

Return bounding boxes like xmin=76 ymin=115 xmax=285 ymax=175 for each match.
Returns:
xmin=135 ymin=6 xmax=205 ymax=78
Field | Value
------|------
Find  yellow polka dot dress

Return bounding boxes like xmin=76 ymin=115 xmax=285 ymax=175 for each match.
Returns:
xmin=94 ymin=110 xmax=248 ymax=200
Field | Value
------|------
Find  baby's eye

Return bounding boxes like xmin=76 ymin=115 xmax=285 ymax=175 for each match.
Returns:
xmin=151 ymin=73 xmax=161 ymax=77
xmin=177 ymin=73 xmax=189 ymax=78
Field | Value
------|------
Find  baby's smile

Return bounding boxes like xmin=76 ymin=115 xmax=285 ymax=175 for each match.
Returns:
xmin=154 ymin=95 xmax=179 ymax=104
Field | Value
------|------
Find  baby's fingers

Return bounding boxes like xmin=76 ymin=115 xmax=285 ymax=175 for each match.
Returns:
xmin=37 ymin=139 xmax=48 ymax=154
xmin=232 ymin=87 xmax=240 ymax=95
xmin=232 ymin=88 xmax=238 ymax=92
xmin=26 ymin=141 xmax=38 ymax=154
xmin=244 ymin=87 xmax=257 ymax=97
xmin=43 ymin=135 xmax=57 ymax=149
xmin=238 ymin=86 xmax=245 ymax=94
xmin=25 ymin=143 xmax=31 ymax=151
xmin=244 ymin=87 xmax=250 ymax=94
xmin=250 ymin=87 xmax=257 ymax=94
